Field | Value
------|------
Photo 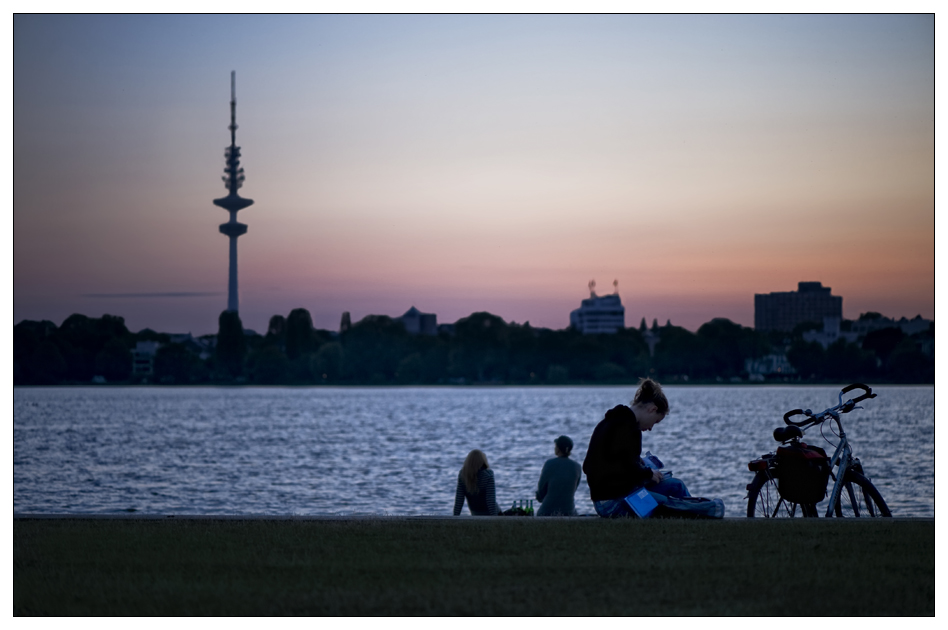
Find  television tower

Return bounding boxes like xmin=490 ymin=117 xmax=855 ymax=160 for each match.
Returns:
xmin=213 ymin=71 xmax=254 ymax=313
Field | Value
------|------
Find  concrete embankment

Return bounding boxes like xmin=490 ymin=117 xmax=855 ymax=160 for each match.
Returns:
xmin=14 ymin=515 xmax=934 ymax=615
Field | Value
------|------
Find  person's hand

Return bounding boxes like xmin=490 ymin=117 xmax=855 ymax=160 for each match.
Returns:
xmin=651 ymin=469 xmax=664 ymax=485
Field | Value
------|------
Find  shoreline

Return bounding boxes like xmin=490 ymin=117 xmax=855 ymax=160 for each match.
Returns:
xmin=12 ymin=381 xmax=937 ymax=388
xmin=13 ymin=513 xmax=935 ymax=521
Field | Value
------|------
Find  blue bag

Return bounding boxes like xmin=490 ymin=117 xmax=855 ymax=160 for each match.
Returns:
xmin=652 ymin=494 xmax=726 ymax=519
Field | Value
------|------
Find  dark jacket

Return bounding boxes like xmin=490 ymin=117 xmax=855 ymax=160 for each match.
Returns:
xmin=582 ymin=404 xmax=653 ymax=501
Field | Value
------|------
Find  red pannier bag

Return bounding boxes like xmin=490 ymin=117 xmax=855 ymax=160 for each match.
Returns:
xmin=776 ymin=442 xmax=831 ymax=504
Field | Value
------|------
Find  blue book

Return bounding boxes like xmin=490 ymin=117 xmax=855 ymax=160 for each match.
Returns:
xmin=643 ymin=451 xmax=672 ymax=478
xmin=624 ymin=487 xmax=660 ymax=518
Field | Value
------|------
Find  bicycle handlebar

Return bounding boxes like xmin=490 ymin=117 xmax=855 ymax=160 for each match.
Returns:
xmin=783 ymin=383 xmax=877 ymax=427
xmin=783 ymin=409 xmax=810 ymax=426
xmin=841 ymin=382 xmax=876 ymax=404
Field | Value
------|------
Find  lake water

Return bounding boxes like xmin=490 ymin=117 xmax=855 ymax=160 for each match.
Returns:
xmin=12 ymin=385 xmax=935 ymax=517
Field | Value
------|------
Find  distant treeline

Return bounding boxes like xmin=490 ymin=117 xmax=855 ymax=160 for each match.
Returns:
xmin=13 ymin=310 xmax=935 ymax=386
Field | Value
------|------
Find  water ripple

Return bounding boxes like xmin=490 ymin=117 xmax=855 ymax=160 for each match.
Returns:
xmin=13 ymin=385 xmax=934 ymax=517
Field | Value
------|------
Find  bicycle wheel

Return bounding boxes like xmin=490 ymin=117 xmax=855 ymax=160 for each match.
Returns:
xmin=746 ymin=471 xmax=818 ymax=518
xmin=832 ymin=470 xmax=892 ymax=517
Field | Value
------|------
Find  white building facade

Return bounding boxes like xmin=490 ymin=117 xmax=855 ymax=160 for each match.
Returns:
xmin=801 ymin=316 xmax=860 ymax=349
xmin=131 ymin=341 xmax=161 ymax=376
xmin=850 ymin=314 xmax=932 ymax=337
xmin=744 ymin=354 xmax=797 ymax=381
xmin=570 ymin=293 xmax=625 ymax=334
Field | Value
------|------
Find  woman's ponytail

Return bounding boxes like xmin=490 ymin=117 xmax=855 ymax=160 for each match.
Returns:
xmin=632 ymin=377 xmax=669 ymax=414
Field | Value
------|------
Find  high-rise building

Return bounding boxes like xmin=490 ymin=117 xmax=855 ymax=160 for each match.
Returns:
xmin=213 ymin=71 xmax=254 ymax=313
xmin=754 ymin=281 xmax=842 ymax=332
xmin=570 ymin=280 xmax=625 ymax=334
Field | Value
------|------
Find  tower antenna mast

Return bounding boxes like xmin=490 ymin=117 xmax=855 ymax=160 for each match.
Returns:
xmin=213 ymin=70 xmax=254 ymax=313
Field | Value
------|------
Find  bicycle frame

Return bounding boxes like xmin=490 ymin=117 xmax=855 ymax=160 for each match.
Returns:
xmin=821 ymin=413 xmax=852 ymax=517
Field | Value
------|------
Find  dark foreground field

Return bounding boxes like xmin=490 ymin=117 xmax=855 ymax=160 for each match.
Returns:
xmin=14 ymin=517 xmax=934 ymax=616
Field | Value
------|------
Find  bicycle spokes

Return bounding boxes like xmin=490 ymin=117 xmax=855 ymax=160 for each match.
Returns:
xmin=846 ymin=483 xmax=860 ymax=517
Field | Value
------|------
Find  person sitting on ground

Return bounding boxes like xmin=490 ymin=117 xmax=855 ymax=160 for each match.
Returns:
xmin=582 ymin=378 xmax=695 ymax=518
xmin=535 ymin=435 xmax=583 ymax=516
xmin=453 ymin=449 xmax=501 ymax=516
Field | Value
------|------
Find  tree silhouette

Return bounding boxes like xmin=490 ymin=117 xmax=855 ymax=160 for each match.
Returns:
xmin=265 ymin=315 xmax=286 ymax=349
xmin=216 ymin=310 xmax=246 ymax=377
xmin=28 ymin=340 xmax=67 ymax=384
xmin=251 ymin=346 xmax=289 ymax=384
xmin=285 ymin=308 xmax=316 ymax=360
xmin=94 ymin=338 xmax=132 ymax=382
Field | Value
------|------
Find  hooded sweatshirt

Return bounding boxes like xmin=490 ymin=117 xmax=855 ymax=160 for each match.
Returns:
xmin=582 ymin=404 xmax=654 ymax=501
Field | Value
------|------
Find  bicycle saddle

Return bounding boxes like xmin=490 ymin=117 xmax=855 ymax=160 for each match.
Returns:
xmin=773 ymin=425 xmax=803 ymax=443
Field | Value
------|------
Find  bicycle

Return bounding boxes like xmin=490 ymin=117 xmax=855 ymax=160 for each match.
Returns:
xmin=745 ymin=383 xmax=892 ymax=518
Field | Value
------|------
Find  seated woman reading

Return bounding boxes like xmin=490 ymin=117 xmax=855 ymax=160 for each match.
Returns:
xmin=583 ymin=378 xmax=706 ymax=518
xmin=453 ymin=449 xmax=501 ymax=516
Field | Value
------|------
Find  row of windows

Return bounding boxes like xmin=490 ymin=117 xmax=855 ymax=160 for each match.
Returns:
xmin=579 ymin=318 xmax=625 ymax=325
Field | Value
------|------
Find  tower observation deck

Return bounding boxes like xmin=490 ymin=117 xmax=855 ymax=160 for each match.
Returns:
xmin=213 ymin=71 xmax=254 ymax=313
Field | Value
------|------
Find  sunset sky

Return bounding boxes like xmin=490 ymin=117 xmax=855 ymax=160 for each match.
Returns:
xmin=13 ymin=14 xmax=934 ymax=335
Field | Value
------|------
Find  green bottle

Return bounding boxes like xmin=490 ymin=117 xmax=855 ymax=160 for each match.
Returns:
xmin=528 ymin=500 xmax=534 ymax=516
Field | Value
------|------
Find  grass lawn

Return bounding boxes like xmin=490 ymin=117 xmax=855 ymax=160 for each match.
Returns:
xmin=14 ymin=517 xmax=934 ymax=616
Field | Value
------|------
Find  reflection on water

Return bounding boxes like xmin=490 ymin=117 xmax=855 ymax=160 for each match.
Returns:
xmin=13 ymin=385 xmax=934 ymax=517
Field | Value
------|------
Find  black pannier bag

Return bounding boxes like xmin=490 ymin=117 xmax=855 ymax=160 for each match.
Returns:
xmin=776 ymin=442 xmax=831 ymax=504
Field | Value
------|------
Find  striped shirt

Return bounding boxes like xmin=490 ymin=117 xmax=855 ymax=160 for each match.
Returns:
xmin=453 ymin=467 xmax=500 ymax=516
